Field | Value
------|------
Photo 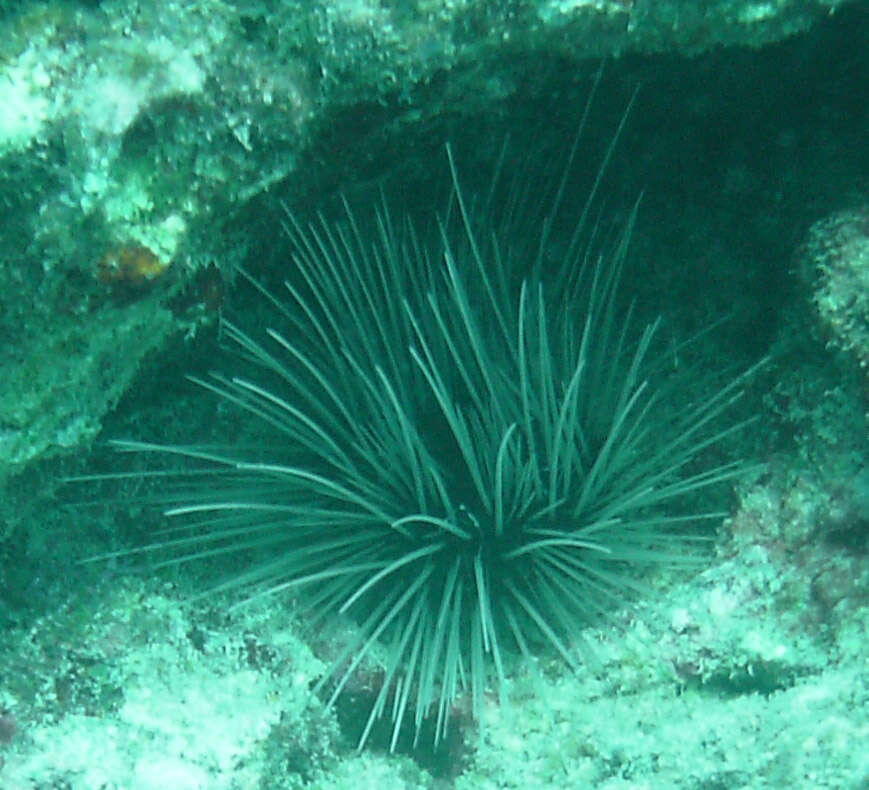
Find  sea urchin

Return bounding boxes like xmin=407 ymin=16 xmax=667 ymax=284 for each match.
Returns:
xmin=102 ymin=105 xmax=758 ymax=752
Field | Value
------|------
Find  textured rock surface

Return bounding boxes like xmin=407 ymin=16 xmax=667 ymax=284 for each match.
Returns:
xmin=802 ymin=206 xmax=869 ymax=376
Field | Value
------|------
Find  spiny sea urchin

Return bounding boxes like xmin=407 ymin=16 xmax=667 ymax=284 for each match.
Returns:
xmin=94 ymin=93 xmax=760 ymax=752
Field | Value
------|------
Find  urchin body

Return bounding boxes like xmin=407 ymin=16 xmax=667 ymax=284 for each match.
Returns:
xmin=112 ymin=131 xmax=754 ymax=750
